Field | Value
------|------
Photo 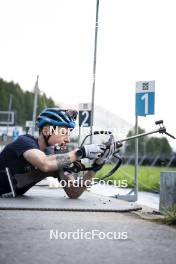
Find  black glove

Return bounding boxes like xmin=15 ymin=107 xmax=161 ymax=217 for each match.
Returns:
xmin=91 ymin=160 xmax=105 ymax=172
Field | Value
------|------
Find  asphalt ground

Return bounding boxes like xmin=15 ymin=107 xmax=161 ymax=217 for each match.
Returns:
xmin=0 ymin=210 xmax=176 ymax=264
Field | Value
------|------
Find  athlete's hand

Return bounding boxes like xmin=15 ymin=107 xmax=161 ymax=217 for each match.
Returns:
xmin=76 ymin=144 xmax=106 ymax=160
xmin=93 ymin=135 xmax=116 ymax=168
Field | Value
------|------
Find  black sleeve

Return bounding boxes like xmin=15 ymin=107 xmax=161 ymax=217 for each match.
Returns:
xmin=12 ymin=135 xmax=39 ymax=157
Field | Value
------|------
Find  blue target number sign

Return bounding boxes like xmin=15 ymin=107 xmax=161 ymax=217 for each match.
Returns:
xmin=135 ymin=81 xmax=155 ymax=116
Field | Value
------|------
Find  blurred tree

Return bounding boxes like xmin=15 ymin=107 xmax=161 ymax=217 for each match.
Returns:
xmin=0 ymin=78 xmax=57 ymax=126
xmin=146 ymin=137 xmax=172 ymax=156
xmin=124 ymin=125 xmax=173 ymax=156
xmin=124 ymin=126 xmax=147 ymax=156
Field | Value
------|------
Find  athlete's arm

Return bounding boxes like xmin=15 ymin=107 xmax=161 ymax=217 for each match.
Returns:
xmin=23 ymin=149 xmax=77 ymax=172
xmin=23 ymin=143 xmax=106 ymax=173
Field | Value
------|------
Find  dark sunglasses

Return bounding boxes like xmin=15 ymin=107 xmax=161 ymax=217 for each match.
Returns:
xmin=63 ymin=109 xmax=78 ymax=121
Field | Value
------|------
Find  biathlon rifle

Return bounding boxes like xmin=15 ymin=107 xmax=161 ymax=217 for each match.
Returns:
xmin=66 ymin=120 xmax=175 ymax=179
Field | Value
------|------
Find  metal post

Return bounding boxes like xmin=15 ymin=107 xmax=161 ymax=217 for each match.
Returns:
xmin=160 ymin=172 xmax=176 ymax=213
xmin=6 ymin=94 xmax=13 ymax=139
xmin=90 ymin=0 xmax=100 ymax=143
xmin=32 ymin=76 xmax=39 ymax=136
xmin=78 ymin=126 xmax=81 ymax=147
xmin=134 ymin=115 xmax=138 ymax=200
xmin=115 ymin=116 xmax=139 ymax=202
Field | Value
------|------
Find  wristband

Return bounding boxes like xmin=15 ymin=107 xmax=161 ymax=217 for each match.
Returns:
xmin=75 ymin=147 xmax=85 ymax=159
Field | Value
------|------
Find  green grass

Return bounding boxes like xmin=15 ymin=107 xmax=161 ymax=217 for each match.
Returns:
xmin=94 ymin=164 xmax=176 ymax=192
xmin=164 ymin=204 xmax=176 ymax=225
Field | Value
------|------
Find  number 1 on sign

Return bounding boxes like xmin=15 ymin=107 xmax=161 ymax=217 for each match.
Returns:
xmin=141 ymin=93 xmax=148 ymax=115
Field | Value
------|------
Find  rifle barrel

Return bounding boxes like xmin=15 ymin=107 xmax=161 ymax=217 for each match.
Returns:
xmin=119 ymin=128 xmax=162 ymax=143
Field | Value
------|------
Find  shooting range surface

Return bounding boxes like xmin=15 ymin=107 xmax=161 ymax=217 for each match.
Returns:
xmin=0 ymin=186 xmax=141 ymax=212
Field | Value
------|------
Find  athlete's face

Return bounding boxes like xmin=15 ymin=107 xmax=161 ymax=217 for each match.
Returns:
xmin=43 ymin=126 xmax=71 ymax=147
